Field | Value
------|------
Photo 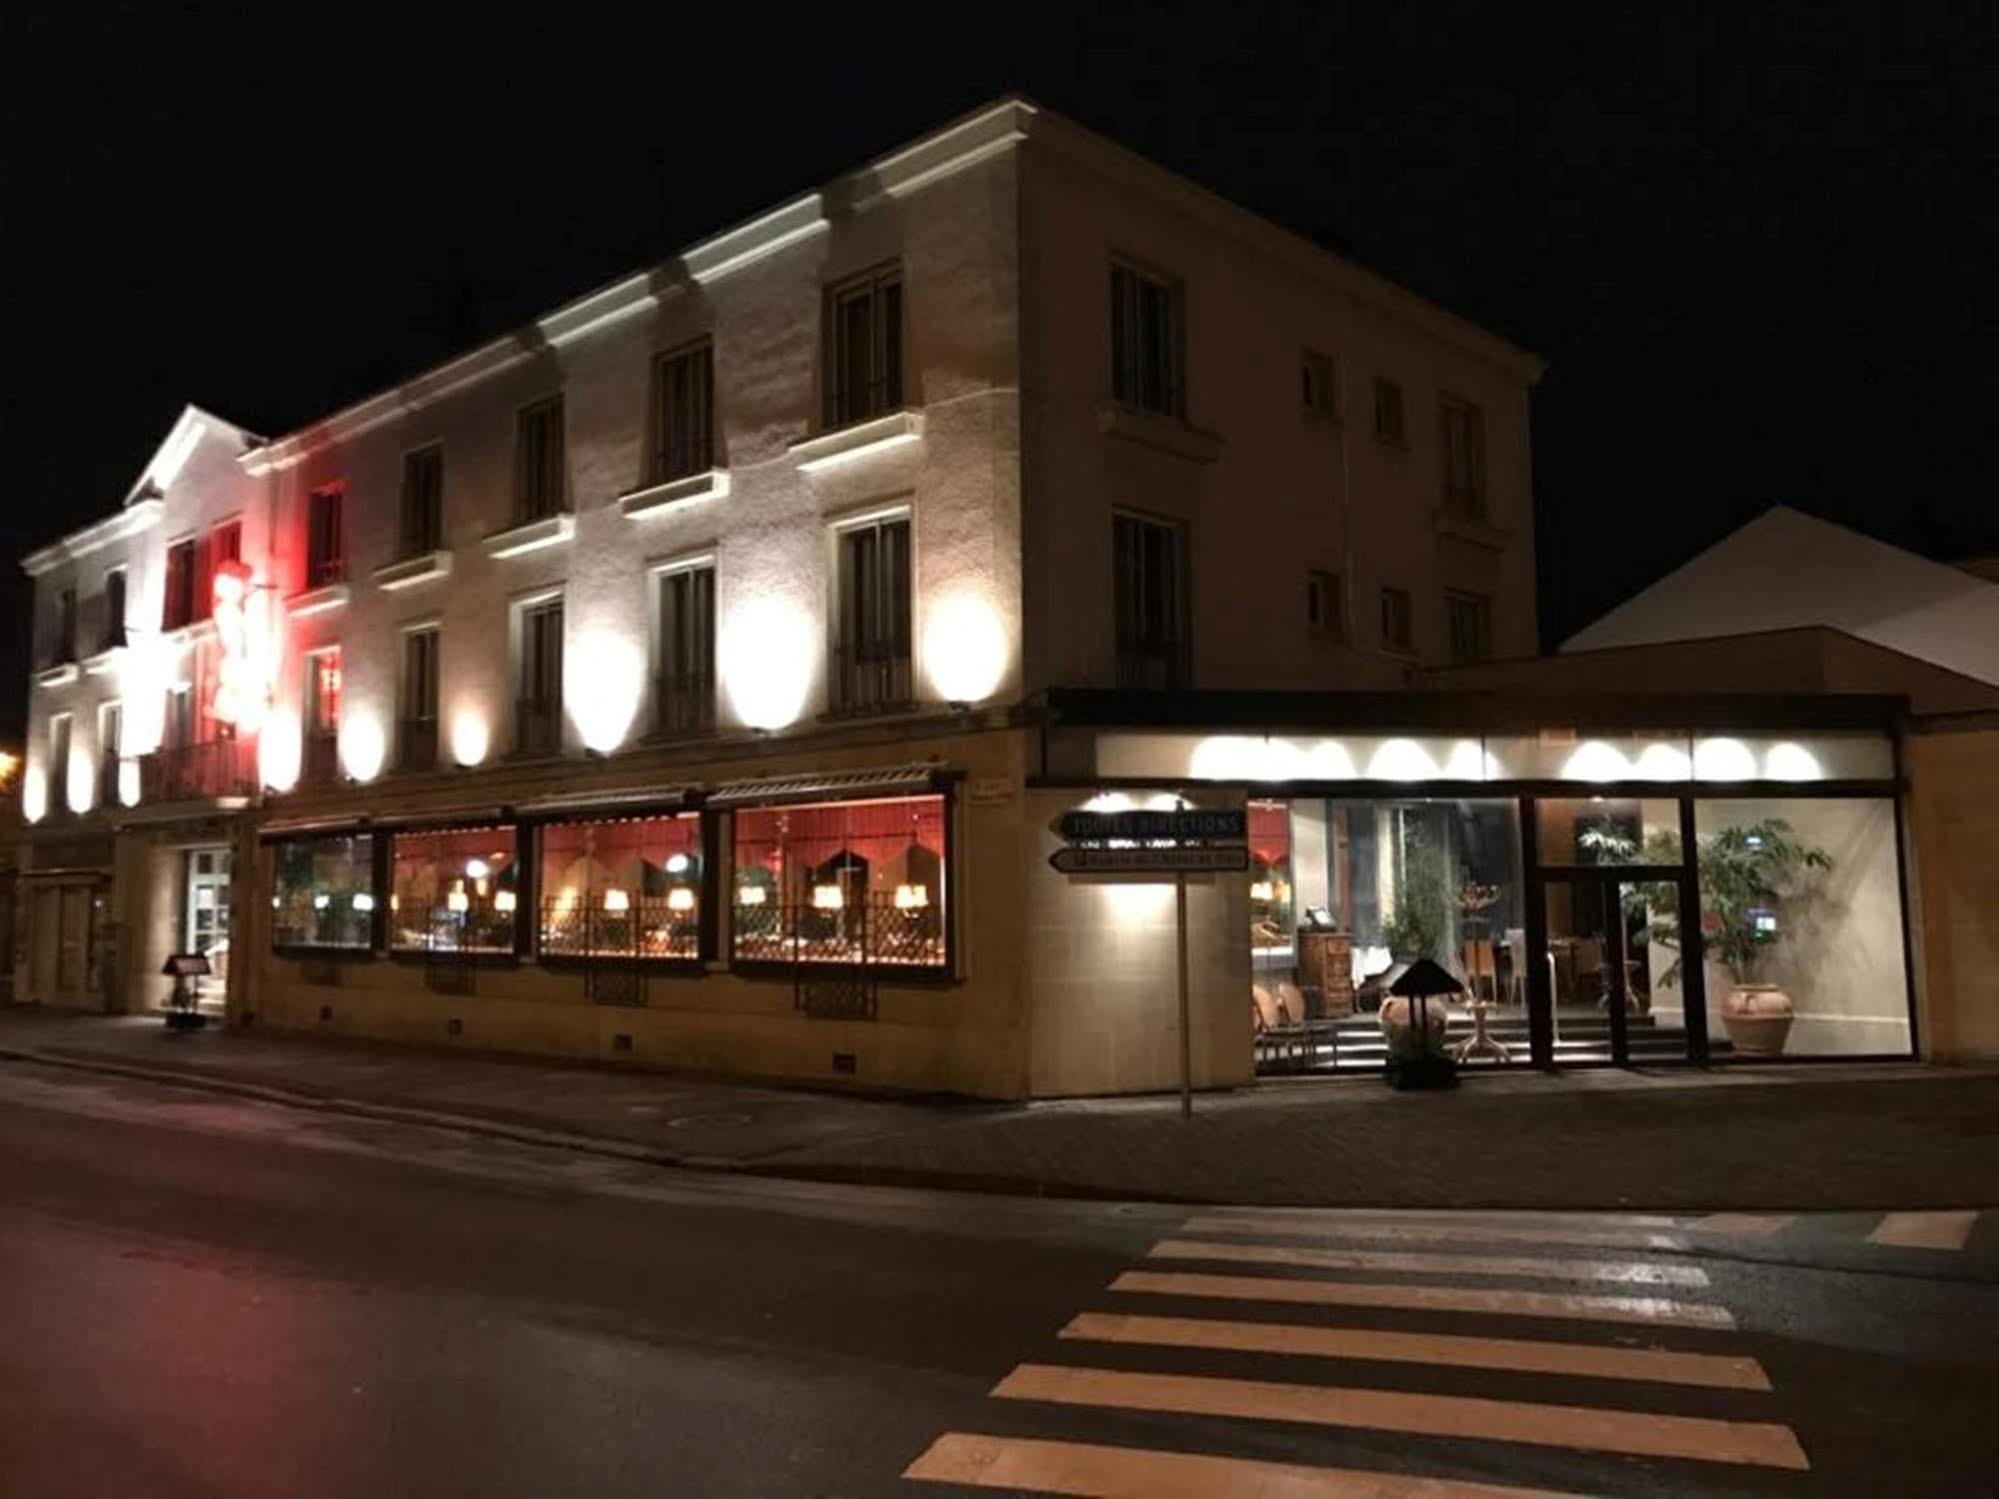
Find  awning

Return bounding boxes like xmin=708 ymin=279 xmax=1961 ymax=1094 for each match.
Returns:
xmin=514 ymin=784 xmax=696 ymax=818
xmin=705 ymin=763 xmax=949 ymax=809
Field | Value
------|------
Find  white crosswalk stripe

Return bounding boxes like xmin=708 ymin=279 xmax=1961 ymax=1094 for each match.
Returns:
xmin=1867 ymin=1210 xmax=1978 ymax=1250
xmin=906 ymin=1206 xmax=1812 ymax=1494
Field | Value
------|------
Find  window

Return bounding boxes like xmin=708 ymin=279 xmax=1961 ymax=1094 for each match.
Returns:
xmin=399 ymin=628 xmax=440 ymax=770
xmin=1306 ymin=569 xmax=1345 ymax=639
xmin=540 ymin=814 xmax=704 ymax=960
xmin=304 ymin=649 xmax=342 ymax=783
xmin=1112 ymin=511 xmax=1189 ymax=689
xmin=195 ymin=520 xmax=241 ymax=622
xmin=1380 ymin=586 xmax=1414 ymax=653
xmin=388 ymin=825 xmax=519 ymax=953
xmin=271 ymin=833 xmax=377 ymax=950
xmin=655 ymin=564 xmax=715 ymax=736
xmin=1302 ymin=349 xmax=1338 ymax=418
xmin=1440 ymin=397 xmax=1487 ymax=518
xmin=163 ymin=540 xmax=197 ymax=631
xmin=516 ymin=596 xmax=564 ymax=754
xmin=515 ymin=396 xmax=567 ymax=522
xmin=651 ymin=342 xmax=714 ymax=482
xmin=306 ymin=487 xmax=345 ymax=588
xmin=52 ymin=586 xmax=77 ymax=665
xmin=1373 ymin=377 xmax=1406 ymax=446
xmin=826 ymin=265 xmax=903 ymax=428
xmin=102 ymin=567 xmax=128 ymax=652
xmin=832 ymin=516 xmax=912 ymax=712
xmin=48 ymin=714 xmax=72 ymax=812
xmin=1446 ymin=589 xmax=1493 ymax=664
xmin=1110 ymin=262 xmax=1182 ymax=416
xmin=732 ymin=794 xmax=947 ymax=969
xmin=97 ymin=701 xmax=122 ymax=807
xmin=400 ymin=446 xmax=444 ymax=556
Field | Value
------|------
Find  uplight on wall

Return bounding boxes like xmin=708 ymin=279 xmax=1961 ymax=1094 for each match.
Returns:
xmin=117 ymin=757 xmax=141 ymax=808
xmin=21 ymin=764 xmax=47 ymax=823
xmin=260 ymin=710 xmax=302 ymax=793
xmin=567 ymin=627 xmax=644 ymax=753
xmin=722 ymin=596 xmax=815 ymax=730
xmin=451 ymin=710 xmax=490 ymax=768
xmin=65 ymin=749 xmax=94 ymax=816
xmin=923 ymin=592 xmax=1008 ymax=705
xmin=340 ymin=712 xmax=386 ymax=783
xmin=1693 ymin=737 xmax=1758 ymax=781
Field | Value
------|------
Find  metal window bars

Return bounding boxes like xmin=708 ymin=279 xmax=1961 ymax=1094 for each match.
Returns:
xmin=141 ymin=737 xmax=257 ymax=802
xmin=733 ymin=892 xmax=945 ymax=972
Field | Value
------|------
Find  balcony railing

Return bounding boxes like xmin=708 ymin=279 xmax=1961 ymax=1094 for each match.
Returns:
xmin=397 ymin=718 xmax=439 ymax=772
xmin=654 ymin=672 xmax=714 ymax=737
xmin=516 ymin=698 xmax=563 ymax=756
xmin=140 ymin=737 xmax=257 ymax=804
xmin=1114 ymin=637 xmax=1189 ymax=691
xmin=301 ymin=730 xmax=340 ymax=786
xmin=305 ymin=554 xmax=347 ymax=589
xmin=830 ymin=643 xmax=911 ymax=716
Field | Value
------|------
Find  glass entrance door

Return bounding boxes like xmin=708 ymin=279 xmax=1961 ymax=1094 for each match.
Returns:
xmin=1538 ymin=871 xmax=1695 ymax=1066
xmin=184 ymin=848 xmax=231 ymax=1000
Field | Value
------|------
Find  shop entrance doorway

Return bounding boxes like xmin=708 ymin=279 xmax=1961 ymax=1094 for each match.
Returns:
xmin=183 ymin=847 xmax=231 ymax=1004
xmin=1535 ymin=870 xmax=1699 ymax=1065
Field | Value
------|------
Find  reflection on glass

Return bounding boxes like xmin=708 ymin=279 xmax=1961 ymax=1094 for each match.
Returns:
xmin=271 ymin=833 xmax=375 ymax=949
xmin=539 ymin=814 xmax=702 ymax=959
xmin=1536 ymin=798 xmax=1681 ymax=866
xmin=390 ymin=826 xmax=519 ymax=953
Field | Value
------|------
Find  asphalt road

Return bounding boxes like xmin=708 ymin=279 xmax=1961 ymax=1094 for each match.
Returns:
xmin=1 ymin=1061 xmax=1994 ymax=1498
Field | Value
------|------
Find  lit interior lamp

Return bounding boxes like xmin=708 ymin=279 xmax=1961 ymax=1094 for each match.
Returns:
xmin=666 ymin=887 xmax=696 ymax=914
xmin=352 ymin=892 xmax=375 ymax=912
xmin=1249 ymin=880 xmax=1275 ymax=903
xmin=465 ymin=858 xmax=491 ymax=880
xmin=893 ymin=883 xmax=929 ymax=911
xmin=446 ymin=888 xmax=470 ymax=914
xmin=666 ymin=853 xmax=690 ymax=875
xmin=390 ymin=894 xmax=400 ymax=913
xmin=603 ymin=888 xmax=631 ymax=913
xmin=493 ymin=889 xmax=517 ymax=914
xmin=735 ymin=884 xmax=767 ymax=907
xmin=312 ymin=893 xmax=331 ymax=911
xmin=811 ymin=883 xmax=844 ymax=911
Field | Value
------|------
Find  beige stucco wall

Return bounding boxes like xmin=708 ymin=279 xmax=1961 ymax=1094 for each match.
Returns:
xmin=1904 ymin=726 xmax=1999 ymax=1060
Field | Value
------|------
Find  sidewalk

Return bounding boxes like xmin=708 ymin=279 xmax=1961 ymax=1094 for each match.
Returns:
xmin=3 ymin=1005 xmax=1994 ymax=1209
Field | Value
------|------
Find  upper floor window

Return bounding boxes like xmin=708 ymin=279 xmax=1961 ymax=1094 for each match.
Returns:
xmin=97 ymin=700 xmax=122 ymax=807
xmin=163 ymin=540 xmax=197 ymax=631
xmin=52 ymin=586 xmax=77 ymax=665
xmin=515 ymin=397 xmax=567 ymax=523
xmin=1373 ymin=377 xmax=1406 ymax=447
xmin=306 ymin=487 xmax=345 ymax=588
xmin=1446 ymin=589 xmax=1493 ymax=664
xmin=399 ymin=627 xmax=440 ymax=771
xmin=1306 ymin=568 xmax=1345 ymax=640
xmin=304 ymin=648 xmax=342 ymax=784
xmin=1380 ymin=585 xmax=1414 ymax=654
xmin=826 ymin=265 xmax=903 ymax=429
xmin=1302 ymin=349 xmax=1338 ymax=418
xmin=516 ymin=595 xmax=564 ymax=755
xmin=655 ymin=562 xmax=715 ymax=736
xmin=1440 ymin=396 xmax=1487 ymax=519
xmin=652 ymin=342 xmax=714 ymax=482
xmin=197 ymin=520 xmax=242 ymax=622
xmin=1112 ymin=511 xmax=1190 ymax=690
xmin=101 ymin=567 xmax=128 ymax=652
xmin=48 ymin=713 xmax=73 ymax=812
xmin=1110 ymin=262 xmax=1183 ymax=417
xmin=831 ymin=516 xmax=912 ymax=713
xmin=400 ymin=446 xmax=444 ymax=556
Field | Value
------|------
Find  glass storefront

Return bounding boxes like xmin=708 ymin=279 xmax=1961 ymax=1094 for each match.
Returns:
xmin=388 ymin=825 xmax=519 ymax=954
xmin=270 ymin=834 xmax=374 ymax=950
xmin=732 ymin=794 xmax=947 ymax=968
xmin=539 ymin=813 xmax=703 ymax=960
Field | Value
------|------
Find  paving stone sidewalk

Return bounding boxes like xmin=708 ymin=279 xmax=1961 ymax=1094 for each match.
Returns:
xmin=3 ymin=1005 xmax=1994 ymax=1209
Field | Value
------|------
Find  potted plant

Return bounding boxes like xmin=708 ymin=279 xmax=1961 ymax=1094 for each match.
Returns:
xmin=1698 ymin=819 xmax=1831 ymax=1055
xmin=1377 ymin=833 xmax=1454 ymax=1068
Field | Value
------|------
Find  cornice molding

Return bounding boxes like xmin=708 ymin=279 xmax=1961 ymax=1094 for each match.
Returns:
xmin=22 ymin=498 xmax=164 ymax=577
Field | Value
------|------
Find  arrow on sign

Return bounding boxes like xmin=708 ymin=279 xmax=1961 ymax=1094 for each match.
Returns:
xmin=1049 ymin=844 xmax=1251 ymax=876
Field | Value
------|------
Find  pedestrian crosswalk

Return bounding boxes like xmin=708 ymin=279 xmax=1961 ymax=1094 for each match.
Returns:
xmin=903 ymin=1206 xmax=1824 ymax=1495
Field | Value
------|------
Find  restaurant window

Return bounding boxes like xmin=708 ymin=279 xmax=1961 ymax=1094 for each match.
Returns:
xmin=163 ymin=539 xmax=197 ymax=630
xmin=306 ymin=487 xmax=344 ymax=588
xmin=826 ymin=264 xmax=903 ymax=429
xmin=400 ymin=445 xmax=444 ymax=556
xmin=1110 ymin=261 xmax=1182 ymax=416
xmin=271 ymin=833 xmax=377 ymax=950
xmin=399 ymin=628 xmax=440 ymax=770
xmin=389 ymin=825 xmax=519 ymax=953
xmin=1445 ymin=589 xmax=1492 ymax=664
xmin=515 ymin=396 xmax=567 ymax=522
xmin=1306 ymin=569 xmax=1344 ymax=639
xmin=655 ymin=562 xmax=715 ymax=736
xmin=102 ymin=566 xmax=128 ymax=651
xmin=1301 ymin=348 xmax=1338 ymax=418
xmin=732 ymin=794 xmax=947 ymax=970
xmin=831 ymin=516 xmax=911 ymax=713
xmin=516 ymin=596 xmax=563 ymax=754
xmin=1380 ymin=585 xmax=1414 ymax=654
xmin=1113 ymin=511 xmax=1189 ymax=689
xmin=1440 ymin=396 xmax=1487 ymax=519
xmin=540 ymin=813 xmax=703 ymax=961
xmin=1373 ymin=377 xmax=1405 ymax=446
xmin=652 ymin=341 xmax=714 ymax=482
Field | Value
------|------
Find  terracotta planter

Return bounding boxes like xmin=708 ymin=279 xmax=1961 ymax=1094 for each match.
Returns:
xmin=1721 ymin=983 xmax=1794 ymax=1055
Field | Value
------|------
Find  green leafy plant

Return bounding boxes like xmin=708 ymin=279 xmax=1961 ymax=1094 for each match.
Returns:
xmin=1382 ymin=833 xmax=1450 ymax=962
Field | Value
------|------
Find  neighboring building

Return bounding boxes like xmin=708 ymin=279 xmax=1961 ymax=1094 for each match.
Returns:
xmin=17 ymin=100 xmax=1949 ymax=1094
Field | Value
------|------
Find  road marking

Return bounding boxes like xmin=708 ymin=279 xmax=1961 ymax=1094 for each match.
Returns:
xmin=1185 ymin=1213 xmax=1693 ymax=1254
xmin=1150 ymin=1238 xmax=1711 ymax=1287
xmin=903 ymin=1431 xmax=1583 ymax=1496
xmin=993 ymin=1364 xmax=1809 ymax=1470
xmin=1688 ymin=1213 xmax=1796 ymax=1237
xmin=1060 ymin=1311 xmax=1771 ymax=1391
xmin=1868 ymin=1211 xmax=1977 ymax=1250
xmin=1112 ymin=1270 xmax=1737 ymax=1329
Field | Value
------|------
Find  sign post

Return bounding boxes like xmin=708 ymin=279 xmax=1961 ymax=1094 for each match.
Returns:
xmin=1047 ymin=805 xmax=1248 ymax=1120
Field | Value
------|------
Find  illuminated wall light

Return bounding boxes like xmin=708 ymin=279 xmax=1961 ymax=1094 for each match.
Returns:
xmin=721 ymin=596 xmax=815 ymax=730
xmin=566 ymin=627 xmax=644 ymax=753
xmin=1693 ymin=737 xmax=1758 ymax=780
xmin=260 ymin=710 xmax=302 ymax=793
xmin=1763 ymin=742 xmax=1823 ymax=781
xmin=65 ymin=750 xmax=95 ymax=815
xmin=1632 ymin=742 xmax=1693 ymax=780
xmin=117 ymin=758 xmax=141 ymax=808
xmin=1081 ymin=791 xmax=1136 ymax=814
xmin=339 ymin=713 xmax=387 ymax=783
xmin=21 ymin=764 xmax=47 ymax=823
xmin=923 ymin=591 xmax=1009 ymax=705
xmin=1188 ymin=736 xmax=1265 ymax=781
xmin=666 ymin=887 xmax=697 ymax=913
xmin=1441 ymin=739 xmax=1487 ymax=780
xmin=1561 ymin=740 xmax=1631 ymax=782
xmin=1367 ymin=738 xmax=1439 ymax=781
xmin=450 ymin=710 xmax=490 ymax=768
xmin=1301 ymin=739 xmax=1358 ymax=779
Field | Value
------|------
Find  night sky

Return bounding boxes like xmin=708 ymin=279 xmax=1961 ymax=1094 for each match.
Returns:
xmin=5 ymin=3 xmax=1993 ymax=740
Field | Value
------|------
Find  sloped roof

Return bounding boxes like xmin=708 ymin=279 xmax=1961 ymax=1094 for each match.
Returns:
xmin=121 ymin=403 xmax=264 ymax=507
xmin=1563 ymin=507 xmax=1999 ymax=689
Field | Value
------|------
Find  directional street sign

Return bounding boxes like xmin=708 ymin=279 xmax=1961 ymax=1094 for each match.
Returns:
xmin=1047 ymin=844 xmax=1250 ymax=876
xmin=1050 ymin=809 xmax=1248 ymax=844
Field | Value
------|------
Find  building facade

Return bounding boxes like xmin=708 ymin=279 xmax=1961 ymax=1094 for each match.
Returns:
xmin=18 ymin=99 xmax=1938 ymax=1094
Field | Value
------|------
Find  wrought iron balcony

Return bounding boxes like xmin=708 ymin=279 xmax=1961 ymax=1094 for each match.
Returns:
xmin=397 ymin=718 xmax=439 ymax=772
xmin=829 ymin=642 xmax=912 ymax=716
xmin=515 ymin=698 xmax=563 ymax=756
xmin=140 ymin=737 xmax=257 ymax=804
xmin=654 ymin=672 xmax=714 ymax=738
